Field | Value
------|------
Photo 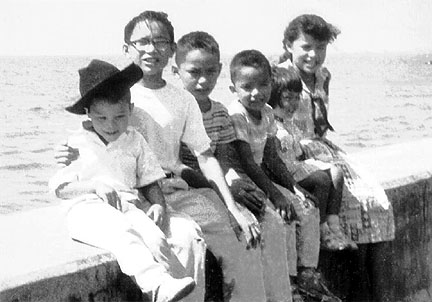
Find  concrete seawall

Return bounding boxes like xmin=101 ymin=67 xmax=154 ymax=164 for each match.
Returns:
xmin=1 ymin=139 xmax=432 ymax=302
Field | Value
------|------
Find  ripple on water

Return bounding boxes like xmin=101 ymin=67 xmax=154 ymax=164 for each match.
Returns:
xmin=5 ymin=130 xmax=45 ymax=138
xmin=0 ymin=162 xmax=49 ymax=171
xmin=31 ymin=148 xmax=51 ymax=153
xmin=1 ymin=150 xmax=21 ymax=155
xmin=373 ymin=116 xmax=393 ymax=122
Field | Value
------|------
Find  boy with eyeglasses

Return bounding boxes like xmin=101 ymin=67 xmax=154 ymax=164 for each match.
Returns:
xmin=123 ymin=11 xmax=267 ymax=302
xmin=57 ymin=10 xmax=267 ymax=302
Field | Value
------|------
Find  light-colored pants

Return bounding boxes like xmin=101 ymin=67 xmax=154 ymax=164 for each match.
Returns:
xmin=238 ymin=203 xmax=292 ymax=302
xmin=262 ymin=206 xmax=293 ymax=302
xmin=65 ymin=195 xmax=206 ymax=302
xmin=164 ymin=187 xmax=267 ymax=302
xmin=275 ymin=184 xmax=320 ymax=276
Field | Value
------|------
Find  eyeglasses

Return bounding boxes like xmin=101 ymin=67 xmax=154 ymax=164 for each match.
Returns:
xmin=129 ymin=37 xmax=171 ymax=52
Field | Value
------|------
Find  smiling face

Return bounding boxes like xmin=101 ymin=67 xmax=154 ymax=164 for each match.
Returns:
xmin=124 ymin=20 xmax=174 ymax=83
xmin=230 ymin=66 xmax=271 ymax=116
xmin=176 ymin=49 xmax=221 ymax=103
xmin=287 ymin=32 xmax=328 ymax=76
xmin=87 ymin=99 xmax=133 ymax=144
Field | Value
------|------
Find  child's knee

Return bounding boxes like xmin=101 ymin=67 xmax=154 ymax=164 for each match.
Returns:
xmin=169 ymin=216 xmax=206 ymax=247
xmin=330 ymin=165 xmax=344 ymax=184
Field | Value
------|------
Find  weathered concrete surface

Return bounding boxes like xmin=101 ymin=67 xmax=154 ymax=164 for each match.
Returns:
xmin=1 ymin=138 xmax=432 ymax=302
xmin=0 ymin=205 xmax=142 ymax=301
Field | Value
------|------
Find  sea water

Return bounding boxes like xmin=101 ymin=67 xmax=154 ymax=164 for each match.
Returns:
xmin=1 ymin=53 xmax=432 ymax=214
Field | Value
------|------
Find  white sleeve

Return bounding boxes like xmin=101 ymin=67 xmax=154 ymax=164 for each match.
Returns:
xmin=181 ymin=95 xmax=211 ymax=156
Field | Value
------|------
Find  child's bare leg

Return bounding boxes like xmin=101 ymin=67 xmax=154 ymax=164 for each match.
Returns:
xmin=324 ymin=166 xmax=358 ymax=250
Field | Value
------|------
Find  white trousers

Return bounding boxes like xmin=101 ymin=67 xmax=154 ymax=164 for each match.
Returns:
xmin=65 ymin=196 xmax=206 ymax=302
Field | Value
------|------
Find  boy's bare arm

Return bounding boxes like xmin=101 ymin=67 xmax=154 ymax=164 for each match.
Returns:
xmin=263 ymin=137 xmax=314 ymax=203
xmin=232 ymin=140 xmax=294 ymax=222
xmin=180 ymin=167 xmax=212 ymax=188
xmin=261 ymin=137 xmax=296 ymax=191
xmin=232 ymin=140 xmax=289 ymax=200
xmin=197 ymin=149 xmax=261 ymax=249
xmin=137 ymin=182 xmax=168 ymax=232
xmin=215 ymin=142 xmax=266 ymax=217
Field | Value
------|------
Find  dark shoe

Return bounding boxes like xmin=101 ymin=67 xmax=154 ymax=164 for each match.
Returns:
xmin=297 ymin=268 xmax=342 ymax=302
xmin=320 ymin=222 xmax=357 ymax=251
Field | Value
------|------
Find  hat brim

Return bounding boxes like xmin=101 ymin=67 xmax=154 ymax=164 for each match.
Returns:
xmin=66 ymin=63 xmax=142 ymax=115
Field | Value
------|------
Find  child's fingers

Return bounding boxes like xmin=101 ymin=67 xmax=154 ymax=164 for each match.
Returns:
xmin=249 ymin=224 xmax=261 ymax=248
xmin=106 ymin=191 xmax=121 ymax=210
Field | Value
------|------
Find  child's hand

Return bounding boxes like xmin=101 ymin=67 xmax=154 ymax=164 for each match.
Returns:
xmin=95 ymin=183 xmax=122 ymax=211
xmin=293 ymin=185 xmax=306 ymax=202
xmin=54 ymin=141 xmax=79 ymax=167
xmin=147 ymin=204 xmax=168 ymax=234
xmin=230 ymin=179 xmax=266 ymax=218
xmin=295 ymin=185 xmax=319 ymax=208
xmin=272 ymin=195 xmax=294 ymax=223
xmin=229 ymin=209 xmax=261 ymax=249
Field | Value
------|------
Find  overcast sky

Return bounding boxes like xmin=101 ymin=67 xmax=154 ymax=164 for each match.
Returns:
xmin=1 ymin=0 xmax=432 ymax=56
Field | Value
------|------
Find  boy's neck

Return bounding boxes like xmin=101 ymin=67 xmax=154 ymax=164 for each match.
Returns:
xmin=83 ymin=120 xmax=111 ymax=146
xmin=196 ymin=97 xmax=212 ymax=113
xmin=245 ymin=106 xmax=262 ymax=121
xmin=139 ymin=74 xmax=167 ymax=89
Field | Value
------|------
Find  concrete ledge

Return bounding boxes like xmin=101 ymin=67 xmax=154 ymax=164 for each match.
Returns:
xmin=0 ymin=205 xmax=142 ymax=301
xmin=1 ymin=138 xmax=432 ymax=301
xmin=319 ymin=138 xmax=432 ymax=302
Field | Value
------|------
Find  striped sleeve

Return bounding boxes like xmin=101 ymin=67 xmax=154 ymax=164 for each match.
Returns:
xmin=203 ymin=101 xmax=236 ymax=148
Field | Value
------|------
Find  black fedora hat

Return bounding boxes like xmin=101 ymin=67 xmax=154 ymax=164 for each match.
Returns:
xmin=66 ymin=60 xmax=143 ymax=115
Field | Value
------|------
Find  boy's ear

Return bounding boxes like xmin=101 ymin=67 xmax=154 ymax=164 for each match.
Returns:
xmin=122 ymin=44 xmax=130 ymax=58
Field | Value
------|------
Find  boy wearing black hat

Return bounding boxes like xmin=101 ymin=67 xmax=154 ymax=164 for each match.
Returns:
xmin=55 ymin=11 xmax=268 ymax=301
xmin=49 ymin=59 xmax=204 ymax=302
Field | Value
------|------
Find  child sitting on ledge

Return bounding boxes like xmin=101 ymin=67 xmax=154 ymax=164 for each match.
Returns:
xmin=49 ymin=59 xmax=203 ymax=302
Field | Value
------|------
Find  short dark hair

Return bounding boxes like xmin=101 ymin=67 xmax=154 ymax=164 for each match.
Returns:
xmin=268 ymin=66 xmax=302 ymax=108
xmin=175 ymin=31 xmax=220 ymax=65
xmin=229 ymin=49 xmax=271 ymax=83
xmin=124 ymin=11 xmax=175 ymax=44
xmin=283 ymin=14 xmax=340 ymax=46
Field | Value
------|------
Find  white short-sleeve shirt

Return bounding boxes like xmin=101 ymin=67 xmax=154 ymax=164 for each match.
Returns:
xmin=130 ymin=83 xmax=211 ymax=174
xmin=49 ymin=126 xmax=166 ymax=199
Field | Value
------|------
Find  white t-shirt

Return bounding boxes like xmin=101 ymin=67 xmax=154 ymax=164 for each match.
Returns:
xmin=130 ymin=82 xmax=211 ymax=174
xmin=49 ymin=126 xmax=165 ymax=201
